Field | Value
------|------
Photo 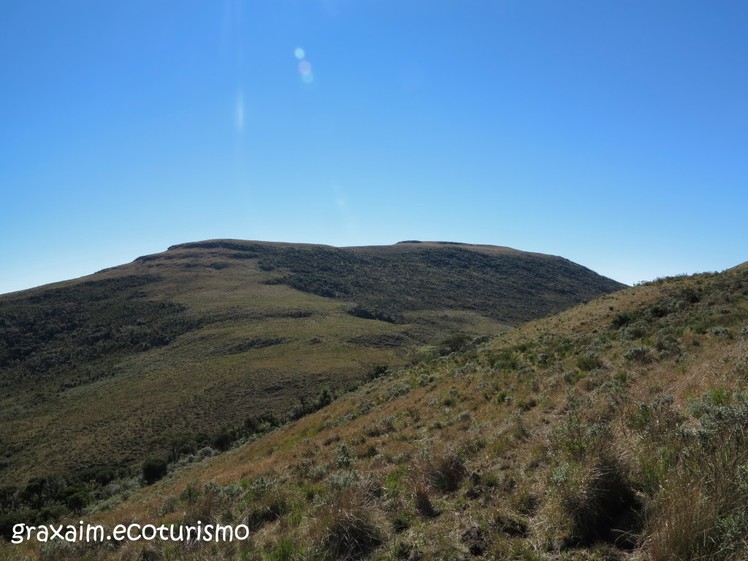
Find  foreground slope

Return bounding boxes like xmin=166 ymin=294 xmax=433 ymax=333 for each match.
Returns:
xmin=6 ymin=263 xmax=748 ymax=560
xmin=0 ymin=240 xmax=621 ymax=485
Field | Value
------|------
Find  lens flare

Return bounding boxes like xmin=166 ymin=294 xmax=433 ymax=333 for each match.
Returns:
xmin=294 ymin=47 xmax=314 ymax=84
xmin=298 ymin=60 xmax=314 ymax=83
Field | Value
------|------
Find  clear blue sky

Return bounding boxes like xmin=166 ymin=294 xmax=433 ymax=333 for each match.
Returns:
xmin=2 ymin=1 xmax=747 ymax=293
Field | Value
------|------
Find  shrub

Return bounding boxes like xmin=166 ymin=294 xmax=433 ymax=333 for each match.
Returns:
xmin=212 ymin=428 xmax=234 ymax=451
xmin=414 ymin=483 xmax=438 ymax=518
xmin=624 ymin=346 xmax=651 ymax=363
xmin=644 ymin=392 xmax=748 ymax=560
xmin=65 ymin=491 xmax=88 ymax=513
xmin=545 ymin=416 xmax=641 ymax=547
xmin=392 ymin=512 xmax=411 ymax=533
xmin=142 ymin=458 xmax=168 ymax=485
xmin=550 ymin=454 xmax=640 ymax=547
xmin=347 ymin=305 xmax=399 ymax=324
xmin=494 ymin=511 xmax=529 ymax=537
xmin=517 ymin=398 xmax=537 ymax=412
xmin=365 ymin=364 xmax=389 ymax=381
xmin=576 ymin=353 xmax=602 ymax=372
xmin=488 ymin=348 xmax=518 ymax=371
xmin=423 ymin=449 xmax=466 ymax=493
xmin=328 ymin=470 xmax=359 ymax=490
xmin=246 ymin=491 xmax=291 ymax=531
xmin=496 ymin=390 xmax=512 ymax=404
xmin=311 ymin=493 xmax=382 ymax=560
xmin=439 ymin=332 xmax=472 ymax=355
xmin=611 ymin=312 xmax=635 ymax=329
xmin=336 ymin=444 xmax=353 ymax=468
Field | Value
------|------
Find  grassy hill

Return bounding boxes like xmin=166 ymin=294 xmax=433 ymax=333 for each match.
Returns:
xmin=0 ymin=240 xmax=622 ymax=492
xmin=4 ymin=257 xmax=748 ymax=559
xmin=168 ymin=240 xmax=623 ymax=324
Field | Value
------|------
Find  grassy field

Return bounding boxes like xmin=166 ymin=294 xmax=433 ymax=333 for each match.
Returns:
xmin=0 ymin=240 xmax=622 ymax=493
xmin=4 ymin=261 xmax=746 ymax=559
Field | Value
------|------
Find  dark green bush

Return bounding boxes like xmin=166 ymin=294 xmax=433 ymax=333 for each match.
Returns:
xmin=142 ymin=458 xmax=168 ymax=485
xmin=576 ymin=354 xmax=602 ymax=372
xmin=439 ymin=333 xmax=472 ymax=356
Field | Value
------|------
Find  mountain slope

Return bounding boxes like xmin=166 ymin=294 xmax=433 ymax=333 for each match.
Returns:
xmin=168 ymin=240 xmax=624 ymax=324
xmin=9 ymin=261 xmax=747 ymax=560
xmin=0 ymin=240 xmax=623 ymax=486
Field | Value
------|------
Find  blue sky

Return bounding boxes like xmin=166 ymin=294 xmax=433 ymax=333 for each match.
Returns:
xmin=1 ymin=1 xmax=747 ymax=293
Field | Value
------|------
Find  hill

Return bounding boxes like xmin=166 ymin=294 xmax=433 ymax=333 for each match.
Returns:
xmin=0 ymin=240 xmax=622 ymax=490
xmin=5 ymin=257 xmax=748 ymax=560
xmin=167 ymin=240 xmax=624 ymax=324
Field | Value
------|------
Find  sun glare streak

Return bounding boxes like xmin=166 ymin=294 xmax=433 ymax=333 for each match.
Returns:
xmin=223 ymin=0 xmax=246 ymax=136
xmin=235 ymin=90 xmax=245 ymax=134
xmin=333 ymin=184 xmax=355 ymax=232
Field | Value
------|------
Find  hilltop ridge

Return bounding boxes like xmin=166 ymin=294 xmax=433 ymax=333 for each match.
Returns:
xmin=155 ymin=239 xmax=624 ymax=324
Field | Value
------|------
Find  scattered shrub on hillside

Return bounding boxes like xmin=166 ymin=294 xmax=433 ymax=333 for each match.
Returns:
xmin=576 ymin=353 xmax=603 ymax=372
xmin=611 ymin=312 xmax=636 ymax=329
xmin=212 ymin=427 xmax=235 ymax=452
xmin=392 ymin=512 xmax=411 ymax=533
xmin=644 ymin=391 xmax=748 ymax=560
xmin=310 ymin=492 xmax=383 ymax=561
xmin=328 ymin=470 xmax=360 ymax=491
xmin=624 ymin=346 xmax=651 ymax=364
xmin=549 ymin=454 xmax=640 ymax=548
xmin=385 ymin=383 xmax=412 ymax=401
xmin=336 ymin=444 xmax=354 ymax=468
xmin=517 ymin=398 xmax=537 ymax=412
xmin=413 ymin=483 xmax=438 ymax=518
xmin=494 ymin=511 xmax=529 ymax=538
xmin=246 ymin=490 xmax=291 ymax=531
xmin=180 ymin=482 xmax=201 ymax=504
xmin=346 ymin=305 xmax=400 ymax=324
xmin=366 ymin=363 xmax=389 ymax=381
xmin=420 ymin=448 xmax=466 ymax=493
xmin=496 ymin=389 xmax=512 ymax=404
xmin=623 ymin=323 xmax=647 ymax=340
xmin=488 ymin=348 xmax=519 ymax=371
xmin=544 ymin=416 xmax=641 ymax=548
xmin=142 ymin=458 xmax=168 ymax=485
xmin=439 ymin=332 xmax=472 ymax=356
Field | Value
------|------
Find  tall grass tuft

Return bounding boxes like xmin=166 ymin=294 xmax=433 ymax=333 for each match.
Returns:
xmin=644 ymin=392 xmax=748 ymax=560
xmin=310 ymin=491 xmax=383 ymax=561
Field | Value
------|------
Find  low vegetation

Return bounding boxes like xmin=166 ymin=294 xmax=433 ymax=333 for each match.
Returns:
xmin=177 ymin=239 xmax=624 ymax=323
xmin=0 ymin=240 xmax=619 ymax=488
xmin=10 ymin=242 xmax=748 ymax=559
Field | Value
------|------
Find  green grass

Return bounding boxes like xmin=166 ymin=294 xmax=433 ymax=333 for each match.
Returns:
xmin=0 ymin=239 xmax=622 ymax=490
xmin=27 ymin=257 xmax=743 ymax=561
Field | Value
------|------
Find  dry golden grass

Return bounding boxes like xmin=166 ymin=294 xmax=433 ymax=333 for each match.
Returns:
xmin=4 ymin=261 xmax=748 ymax=560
